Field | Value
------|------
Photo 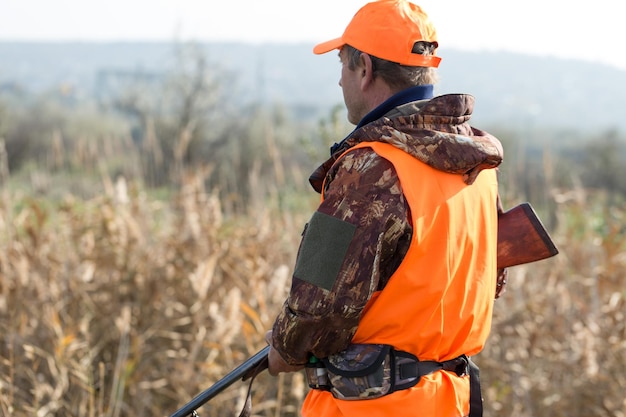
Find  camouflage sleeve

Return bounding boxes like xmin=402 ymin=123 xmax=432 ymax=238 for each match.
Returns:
xmin=271 ymin=147 xmax=412 ymax=365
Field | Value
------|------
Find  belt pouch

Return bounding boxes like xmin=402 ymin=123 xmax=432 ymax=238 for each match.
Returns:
xmin=322 ymin=344 xmax=392 ymax=400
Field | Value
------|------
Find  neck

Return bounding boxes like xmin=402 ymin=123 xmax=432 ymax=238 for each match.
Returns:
xmin=365 ymin=81 xmax=395 ymax=113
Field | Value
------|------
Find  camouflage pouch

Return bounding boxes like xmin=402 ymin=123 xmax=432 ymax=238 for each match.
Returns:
xmin=305 ymin=356 xmax=331 ymax=390
xmin=322 ymin=344 xmax=392 ymax=400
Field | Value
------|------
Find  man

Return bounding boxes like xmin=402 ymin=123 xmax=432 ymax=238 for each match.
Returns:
xmin=265 ymin=1 xmax=505 ymax=416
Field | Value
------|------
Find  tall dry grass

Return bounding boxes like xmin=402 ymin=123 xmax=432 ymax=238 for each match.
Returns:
xmin=0 ymin=168 xmax=311 ymax=417
xmin=480 ymin=187 xmax=626 ymax=417
xmin=0 ymin=142 xmax=625 ymax=417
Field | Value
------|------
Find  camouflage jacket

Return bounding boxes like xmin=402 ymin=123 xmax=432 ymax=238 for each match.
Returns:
xmin=271 ymin=93 xmax=503 ymax=365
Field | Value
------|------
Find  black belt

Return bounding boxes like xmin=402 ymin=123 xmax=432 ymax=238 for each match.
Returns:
xmin=309 ymin=348 xmax=482 ymax=417
xmin=395 ymin=350 xmax=482 ymax=417
xmin=393 ymin=350 xmax=469 ymax=390
xmin=395 ymin=351 xmax=482 ymax=417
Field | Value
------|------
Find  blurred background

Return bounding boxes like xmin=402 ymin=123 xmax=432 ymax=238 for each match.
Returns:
xmin=0 ymin=1 xmax=624 ymax=416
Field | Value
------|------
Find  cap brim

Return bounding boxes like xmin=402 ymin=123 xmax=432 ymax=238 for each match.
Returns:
xmin=313 ymin=37 xmax=345 ymax=55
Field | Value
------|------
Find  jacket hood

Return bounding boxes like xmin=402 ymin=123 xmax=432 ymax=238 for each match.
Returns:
xmin=309 ymin=93 xmax=503 ymax=193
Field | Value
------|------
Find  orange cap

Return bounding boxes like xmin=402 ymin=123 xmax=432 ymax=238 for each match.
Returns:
xmin=313 ymin=0 xmax=441 ymax=68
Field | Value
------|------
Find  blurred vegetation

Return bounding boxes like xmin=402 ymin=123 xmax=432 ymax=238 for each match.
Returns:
xmin=0 ymin=44 xmax=625 ymax=417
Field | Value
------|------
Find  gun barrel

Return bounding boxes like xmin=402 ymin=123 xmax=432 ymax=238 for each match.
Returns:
xmin=169 ymin=345 xmax=270 ymax=417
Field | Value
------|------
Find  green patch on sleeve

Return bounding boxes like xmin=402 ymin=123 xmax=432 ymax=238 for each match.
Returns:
xmin=293 ymin=211 xmax=357 ymax=291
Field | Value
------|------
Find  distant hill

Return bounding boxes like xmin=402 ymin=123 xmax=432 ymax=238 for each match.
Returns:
xmin=1 ymin=41 xmax=624 ymax=134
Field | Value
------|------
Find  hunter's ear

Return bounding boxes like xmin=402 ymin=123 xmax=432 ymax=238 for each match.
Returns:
xmin=359 ymin=53 xmax=375 ymax=90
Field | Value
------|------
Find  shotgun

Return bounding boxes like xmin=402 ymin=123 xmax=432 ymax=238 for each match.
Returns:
xmin=497 ymin=202 xmax=559 ymax=268
xmin=168 ymin=346 xmax=269 ymax=417
xmin=169 ymin=202 xmax=557 ymax=416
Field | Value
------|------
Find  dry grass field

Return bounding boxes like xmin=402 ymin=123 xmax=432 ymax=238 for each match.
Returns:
xmin=0 ymin=147 xmax=624 ymax=416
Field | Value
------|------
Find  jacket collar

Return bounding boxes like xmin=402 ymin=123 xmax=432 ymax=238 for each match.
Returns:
xmin=330 ymin=85 xmax=434 ymax=155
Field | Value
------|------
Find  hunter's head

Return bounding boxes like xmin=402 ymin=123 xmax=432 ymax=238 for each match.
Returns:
xmin=313 ymin=0 xmax=441 ymax=123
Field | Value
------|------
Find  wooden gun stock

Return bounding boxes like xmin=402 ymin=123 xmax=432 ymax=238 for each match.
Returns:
xmin=497 ymin=202 xmax=559 ymax=269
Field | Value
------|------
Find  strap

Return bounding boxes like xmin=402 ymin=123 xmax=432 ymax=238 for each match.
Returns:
xmin=237 ymin=357 xmax=269 ymax=417
xmin=441 ymin=355 xmax=469 ymax=377
xmin=237 ymin=372 xmax=256 ymax=417
xmin=396 ymin=352 xmax=482 ymax=417
xmin=393 ymin=350 xmax=469 ymax=391
xmin=468 ymin=358 xmax=483 ymax=417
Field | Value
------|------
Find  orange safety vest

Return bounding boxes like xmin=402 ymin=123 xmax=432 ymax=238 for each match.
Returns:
xmin=302 ymin=142 xmax=499 ymax=417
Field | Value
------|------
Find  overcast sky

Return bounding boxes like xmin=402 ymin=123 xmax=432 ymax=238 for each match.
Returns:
xmin=1 ymin=0 xmax=624 ymax=70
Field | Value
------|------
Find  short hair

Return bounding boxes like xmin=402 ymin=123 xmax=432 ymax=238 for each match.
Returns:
xmin=344 ymin=42 xmax=439 ymax=91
